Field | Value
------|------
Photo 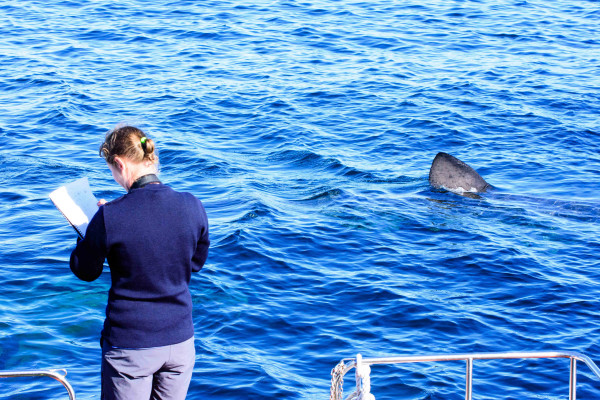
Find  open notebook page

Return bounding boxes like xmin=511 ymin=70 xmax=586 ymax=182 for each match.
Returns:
xmin=49 ymin=177 xmax=99 ymax=238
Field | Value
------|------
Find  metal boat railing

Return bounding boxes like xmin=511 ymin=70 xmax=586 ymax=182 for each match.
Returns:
xmin=330 ymin=351 xmax=600 ymax=400
xmin=0 ymin=368 xmax=76 ymax=399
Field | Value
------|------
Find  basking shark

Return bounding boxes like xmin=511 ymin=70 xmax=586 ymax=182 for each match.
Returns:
xmin=429 ymin=152 xmax=491 ymax=194
xmin=427 ymin=152 xmax=600 ymax=222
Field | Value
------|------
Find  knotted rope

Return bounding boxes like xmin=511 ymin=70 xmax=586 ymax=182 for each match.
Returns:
xmin=330 ymin=354 xmax=375 ymax=400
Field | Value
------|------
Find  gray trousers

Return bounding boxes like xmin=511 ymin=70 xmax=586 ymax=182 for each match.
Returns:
xmin=101 ymin=337 xmax=195 ymax=400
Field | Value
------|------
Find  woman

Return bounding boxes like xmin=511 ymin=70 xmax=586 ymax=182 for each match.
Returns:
xmin=70 ymin=125 xmax=210 ymax=399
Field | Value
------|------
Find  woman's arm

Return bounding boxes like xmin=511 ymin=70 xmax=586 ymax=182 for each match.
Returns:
xmin=70 ymin=206 xmax=107 ymax=281
xmin=191 ymin=200 xmax=210 ymax=272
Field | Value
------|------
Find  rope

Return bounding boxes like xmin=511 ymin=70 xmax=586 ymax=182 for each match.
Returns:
xmin=330 ymin=359 xmax=346 ymax=400
xmin=330 ymin=355 xmax=375 ymax=400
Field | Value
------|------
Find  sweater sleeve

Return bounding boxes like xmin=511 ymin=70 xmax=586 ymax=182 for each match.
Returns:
xmin=191 ymin=200 xmax=210 ymax=272
xmin=70 ymin=206 xmax=107 ymax=282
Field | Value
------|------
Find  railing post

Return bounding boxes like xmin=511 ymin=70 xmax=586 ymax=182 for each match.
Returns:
xmin=465 ymin=358 xmax=473 ymax=400
xmin=569 ymin=357 xmax=577 ymax=400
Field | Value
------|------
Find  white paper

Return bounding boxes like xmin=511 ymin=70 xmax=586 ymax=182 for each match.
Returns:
xmin=49 ymin=177 xmax=99 ymax=238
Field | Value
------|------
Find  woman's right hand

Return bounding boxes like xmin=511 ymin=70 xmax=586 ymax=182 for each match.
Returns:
xmin=98 ymin=199 xmax=107 ymax=206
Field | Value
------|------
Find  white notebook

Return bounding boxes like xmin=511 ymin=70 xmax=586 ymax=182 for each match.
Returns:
xmin=49 ymin=177 xmax=99 ymax=239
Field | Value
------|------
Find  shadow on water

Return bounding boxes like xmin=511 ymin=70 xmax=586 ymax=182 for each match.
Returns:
xmin=425 ymin=185 xmax=600 ymax=225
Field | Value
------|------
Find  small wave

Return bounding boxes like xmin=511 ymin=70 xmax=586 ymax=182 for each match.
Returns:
xmin=231 ymin=202 xmax=274 ymax=223
xmin=0 ymin=190 xmax=27 ymax=202
xmin=266 ymin=149 xmax=341 ymax=170
xmin=297 ymin=188 xmax=344 ymax=202
xmin=36 ymin=109 xmax=72 ymax=126
xmin=290 ymin=27 xmax=319 ymax=38
xmin=305 ymin=90 xmax=346 ymax=100
xmin=53 ymin=45 xmax=96 ymax=58
xmin=75 ymin=28 xmax=128 ymax=42
xmin=13 ymin=75 xmax=63 ymax=88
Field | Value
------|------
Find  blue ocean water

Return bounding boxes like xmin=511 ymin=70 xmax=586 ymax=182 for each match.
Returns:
xmin=0 ymin=0 xmax=599 ymax=398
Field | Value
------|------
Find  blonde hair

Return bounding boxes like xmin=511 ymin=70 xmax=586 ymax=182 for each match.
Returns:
xmin=99 ymin=126 xmax=158 ymax=166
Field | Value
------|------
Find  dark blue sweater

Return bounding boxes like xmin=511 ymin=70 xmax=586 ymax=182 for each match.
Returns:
xmin=70 ymin=183 xmax=210 ymax=348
